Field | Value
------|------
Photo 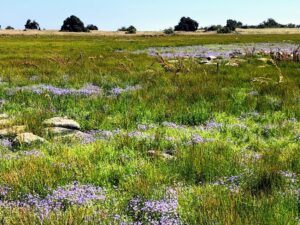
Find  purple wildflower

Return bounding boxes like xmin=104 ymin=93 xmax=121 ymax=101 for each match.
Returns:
xmin=128 ymin=189 xmax=181 ymax=225
xmin=0 ymin=139 xmax=13 ymax=149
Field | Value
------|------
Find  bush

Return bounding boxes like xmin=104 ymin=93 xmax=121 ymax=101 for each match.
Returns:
xmin=126 ymin=26 xmax=137 ymax=34
xmin=117 ymin=26 xmax=137 ymax=34
xmin=86 ymin=24 xmax=98 ymax=31
xmin=5 ymin=26 xmax=14 ymax=30
xmin=258 ymin=18 xmax=281 ymax=28
xmin=61 ymin=15 xmax=88 ymax=32
xmin=163 ymin=27 xmax=175 ymax=35
xmin=204 ymin=25 xmax=222 ymax=32
xmin=226 ymin=19 xmax=243 ymax=31
xmin=25 ymin=19 xmax=40 ymax=30
xmin=217 ymin=26 xmax=232 ymax=34
xmin=118 ymin=27 xmax=128 ymax=32
xmin=174 ymin=17 xmax=199 ymax=32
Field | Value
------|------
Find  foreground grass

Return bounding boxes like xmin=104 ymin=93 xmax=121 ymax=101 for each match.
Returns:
xmin=0 ymin=34 xmax=299 ymax=224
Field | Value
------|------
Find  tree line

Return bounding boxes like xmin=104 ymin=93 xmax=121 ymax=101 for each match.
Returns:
xmin=0 ymin=16 xmax=299 ymax=34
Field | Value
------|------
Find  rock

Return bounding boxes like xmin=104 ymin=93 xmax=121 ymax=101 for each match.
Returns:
xmin=43 ymin=117 xmax=80 ymax=130
xmin=53 ymin=130 xmax=94 ymax=144
xmin=14 ymin=133 xmax=46 ymax=145
xmin=0 ymin=126 xmax=26 ymax=137
xmin=45 ymin=127 xmax=78 ymax=136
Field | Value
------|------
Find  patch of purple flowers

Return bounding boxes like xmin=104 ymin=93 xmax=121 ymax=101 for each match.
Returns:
xmin=144 ymin=43 xmax=299 ymax=59
xmin=0 ymin=139 xmax=13 ymax=149
xmin=128 ymin=189 xmax=181 ymax=225
xmin=110 ymin=85 xmax=142 ymax=97
xmin=1 ymin=150 xmax=45 ymax=160
xmin=11 ymin=83 xmax=102 ymax=96
xmin=0 ymin=182 xmax=105 ymax=220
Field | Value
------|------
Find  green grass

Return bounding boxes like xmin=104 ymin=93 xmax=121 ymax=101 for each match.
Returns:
xmin=0 ymin=34 xmax=299 ymax=224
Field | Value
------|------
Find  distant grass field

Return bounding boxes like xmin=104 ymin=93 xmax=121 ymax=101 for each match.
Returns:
xmin=0 ymin=34 xmax=299 ymax=224
xmin=1 ymin=28 xmax=300 ymax=36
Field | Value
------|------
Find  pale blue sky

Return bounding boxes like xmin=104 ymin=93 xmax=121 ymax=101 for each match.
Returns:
xmin=1 ymin=0 xmax=299 ymax=30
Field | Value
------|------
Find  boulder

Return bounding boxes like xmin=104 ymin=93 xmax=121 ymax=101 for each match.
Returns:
xmin=45 ymin=127 xmax=78 ymax=136
xmin=53 ymin=130 xmax=94 ymax=144
xmin=43 ymin=117 xmax=80 ymax=130
xmin=14 ymin=133 xmax=46 ymax=145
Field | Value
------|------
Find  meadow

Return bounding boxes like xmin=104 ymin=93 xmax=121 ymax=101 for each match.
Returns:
xmin=0 ymin=33 xmax=299 ymax=224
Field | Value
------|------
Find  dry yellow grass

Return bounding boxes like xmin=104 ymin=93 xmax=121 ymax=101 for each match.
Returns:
xmin=235 ymin=28 xmax=300 ymax=34
xmin=0 ymin=28 xmax=300 ymax=37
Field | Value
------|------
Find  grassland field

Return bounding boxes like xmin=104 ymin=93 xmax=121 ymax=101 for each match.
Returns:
xmin=0 ymin=33 xmax=299 ymax=224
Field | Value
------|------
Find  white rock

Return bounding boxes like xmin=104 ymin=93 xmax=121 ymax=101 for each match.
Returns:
xmin=14 ymin=133 xmax=46 ymax=145
xmin=45 ymin=127 xmax=78 ymax=135
xmin=43 ymin=117 xmax=80 ymax=130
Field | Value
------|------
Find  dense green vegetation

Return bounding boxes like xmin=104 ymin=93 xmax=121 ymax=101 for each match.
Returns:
xmin=0 ymin=34 xmax=299 ymax=224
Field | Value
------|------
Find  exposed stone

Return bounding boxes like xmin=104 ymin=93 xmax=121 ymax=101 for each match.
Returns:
xmin=0 ymin=126 xmax=26 ymax=137
xmin=43 ymin=117 xmax=80 ymax=130
xmin=14 ymin=133 xmax=46 ymax=145
xmin=52 ymin=130 xmax=94 ymax=144
xmin=45 ymin=127 xmax=78 ymax=136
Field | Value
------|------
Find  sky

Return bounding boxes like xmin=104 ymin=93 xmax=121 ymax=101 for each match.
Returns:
xmin=1 ymin=0 xmax=300 ymax=31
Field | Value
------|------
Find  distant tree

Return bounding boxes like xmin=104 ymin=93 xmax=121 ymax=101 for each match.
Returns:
xmin=86 ymin=24 xmax=98 ymax=31
xmin=61 ymin=15 xmax=88 ymax=32
xmin=118 ymin=26 xmax=128 ymax=31
xmin=174 ymin=17 xmax=199 ymax=32
xmin=163 ymin=27 xmax=175 ymax=35
xmin=204 ymin=25 xmax=222 ymax=32
xmin=258 ymin=18 xmax=281 ymax=28
xmin=5 ymin=26 xmax=14 ymax=30
xmin=286 ymin=23 xmax=296 ymax=28
xmin=25 ymin=19 xmax=40 ymax=30
xmin=125 ymin=25 xmax=137 ymax=34
xmin=217 ymin=26 xmax=232 ymax=34
xmin=226 ymin=19 xmax=243 ymax=31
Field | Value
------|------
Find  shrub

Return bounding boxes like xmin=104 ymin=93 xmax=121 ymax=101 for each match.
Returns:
xmin=61 ymin=15 xmax=88 ymax=32
xmin=217 ymin=26 xmax=232 ymax=34
xmin=258 ymin=18 xmax=281 ymax=28
xmin=118 ymin=27 xmax=128 ymax=31
xmin=86 ymin=24 xmax=98 ymax=31
xmin=126 ymin=26 xmax=137 ymax=34
xmin=204 ymin=25 xmax=222 ymax=32
xmin=226 ymin=19 xmax=243 ymax=31
xmin=25 ymin=19 xmax=40 ymax=30
xmin=174 ymin=17 xmax=199 ymax=32
xmin=117 ymin=26 xmax=137 ymax=34
xmin=5 ymin=26 xmax=14 ymax=30
xmin=163 ymin=27 xmax=175 ymax=35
